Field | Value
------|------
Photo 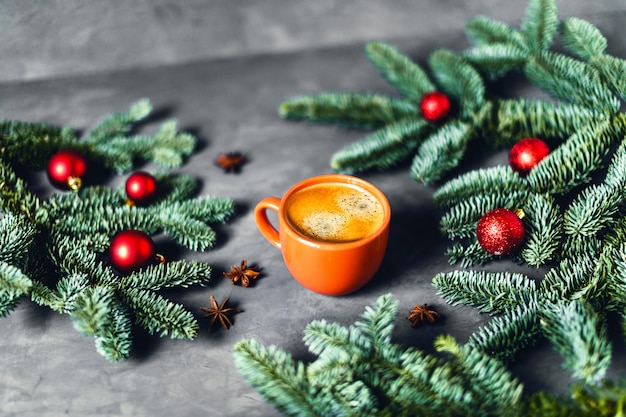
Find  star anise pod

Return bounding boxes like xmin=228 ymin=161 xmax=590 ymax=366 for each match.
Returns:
xmin=407 ymin=303 xmax=440 ymax=327
xmin=214 ymin=151 xmax=245 ymax=173
xmin=200 ymin=295 xmax=241 ymax=332
xmin=223 ymin=258 xmax=260 ymax=287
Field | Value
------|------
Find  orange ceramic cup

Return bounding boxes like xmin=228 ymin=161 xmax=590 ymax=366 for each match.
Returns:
xmin=254 ymin=174 xmax=391 ymax=296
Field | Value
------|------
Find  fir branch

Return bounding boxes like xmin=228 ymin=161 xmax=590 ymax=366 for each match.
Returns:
xmin=0 ymin=159 xmax=42 ymax=220
xmin=519 ymin=378 xmax=626 ymax=417
xmin=0 ymin=120 xmax=69 ymax=168
xmin=162 ymin=196 xmax=235 ymax=225
xmin=119 ymin=260 xmax=211 ymax=291
xmin=521 ymin=0 xmax=558 ymax=52
xmin=521 ymin=193 xmax=562 ymax=266
xmin=446 ymin=241 xmax=494 ymax=267
xmin=0 ymin=291 xmax=19 ymax=318
xmin=48 ymin=190 xmax=233 ymax=252
xmin=465 ymin=16 xmax=527 ymax=50
xmin=88 ymin=99 xmax=152 ymax=143
xmin=70 ymin=285 xmax=114 ymax=336
xmin=91 ymin=120 xmax=196 ymax=173
xmin=47 ymin=273 xmax=90 ymax=313
xmin=439 ymin=190 xmax=529 ymax=239
xmin=122 ymin=288 xmax=198 ymax=339
xmin=278 ymin=92 xmax=417 ymax=129
xmin=0 ymin=213 xmax=38 ymax=264
xmin=604 ymin=135 xmax=626 ymax=189
xmin=568 ymin=378 xmax=626 ymax=416
xmin=608 ymin=243 xmax=626 ymax=311
xmin=433 ymin=270 xmax=538 ymax=314
xmin=561 ymin=17 xmax=607 ymax=61
xmin=0 ymin=260 xmax=33 ymax=317
xmin=428 ymin=50 xmax=486 ymax=115
xmin=524 ymin=52 xmax=619 ymax=111
xmin=354 ymin=292 xmax=397 ymax=348
xmin=388 ymin=348 xmax=449 ymax=412
xmin=154 ymin=172 xmax=200 ymax=204
xmin=303 ymin=320 xmax=371 ymax=358
xmin=410 ymin=120 xmax=475 ymax=184
xmin=451 ymin=344 xmax=524 ymax=412
xmin=0 ymin=261 xmax=33 ymax=299
xmin=433 ymin=165 xmax=523 ymax=207
xmin=330 ymin=117 xmax=430 ymax=173
xmin=541 ymin=300 xmax=611 ymax=384
xmin=525 ymin=120 xmax=615 ymax=195
xmin=540 ymin=256 xmax=597 ymax=303
xmin=462 ymin=43 xmax=528 ymax=78
xmin=364 ymin=41 xmax=435 ymax=103
xmin=94 ymin=302 xmax=134 ymax=362
xmin=563 ymin=184 xmax=620 ymax=239
xmin=235 ymin=294 xmax=531 ymax=417
xmin=493 ymin=99 xmax=601 ymax=147
xmin=590 ymin=54 xmax=626 ymax=102
xmin=158 ymin=214 xmax=217 ymax=252
xmin=233 ymin=339 xmax=316 ymax=417
xmin=28 ymin=280 xmax=56 ymax=308
xmin=466 ymin=305 xmax=541 ymax=362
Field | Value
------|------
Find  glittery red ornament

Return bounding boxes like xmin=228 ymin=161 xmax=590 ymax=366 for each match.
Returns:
xmin=125 ymin=171 xmax=158 ymax=205
xmin=109 ymin=230 xmax=156 ymax=274
xmin=46 ymin=149 xmax=87 ymax=190
xmin=476 ymin=208 xmax=525 ymax=256
xmin=420 ymin=91 xmax=451 ymax=122
xmin=509 ymin=137 xmax=550 ymax=175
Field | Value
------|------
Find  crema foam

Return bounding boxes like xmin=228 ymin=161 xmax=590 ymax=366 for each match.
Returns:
xmin=285 ymin=182 xmax=385 ymax=243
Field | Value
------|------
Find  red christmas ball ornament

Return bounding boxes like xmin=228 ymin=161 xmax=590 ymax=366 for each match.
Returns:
xmin=476 ymin=208 xmax=525 ymax=256
xmin=125 ymin=171 xmax=158 ymax=205
xmin=47 ymin=149 xmax=87 ymax=190
xmin=109 ymin=230 xmax=156 ymax=274
xmin=509 ymin=137 xmax=550 ymax=175
xmin=420 ymin=91 xmax=451 ymax=122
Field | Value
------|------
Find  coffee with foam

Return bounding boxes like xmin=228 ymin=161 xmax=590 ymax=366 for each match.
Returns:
xmin=285 ymin=182 xmax=385 ymax=243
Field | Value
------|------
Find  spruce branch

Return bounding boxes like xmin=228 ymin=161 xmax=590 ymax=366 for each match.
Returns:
xmin=466 ymin=305 xmax=541 ymax=362
xmin=88 ymin=99 xmax=152 ymax=143
xmin=70 ymin=285 xmax=115 ymax=336
xmin=0 ymin=101 xmax=235 ymax=360
xmin=520 ymin=193 xmax=562 ymax=266
xmin=330 ymin=117 xmax=430 ymax=173
xmin=465 ymin=16 xmax=527 ymax=50
xmin=365 ymin=41 xmax=435 ymax=102
xmin=94 ymin=302 xmax=134 ymax=362
xmin=235 ymin=294 xmax=529 ymax=417
xmin=233 ymin=339 xmax=316 ymax=417
xmin=560 ymin=17 xmax=608 ymax=61
xmin=279 ymin=92 xmax=417 ymax=129
xmin=433 ymin=270 xmax=538 ymax=314
xmin=428 ymin=49 xmax=486 ymax=115
xmin=541 ymin=300 xmax=611 ymax=384
xmin=521 ymin=0 xmax=559 ymax=52
xmin=122 ymin=288 xmax=198 ymax=339
xmin=248 ymin=0 xmax=626 ymax=414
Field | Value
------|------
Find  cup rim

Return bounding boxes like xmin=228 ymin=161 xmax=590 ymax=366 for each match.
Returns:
xmin=278 ymin=173 xmax=391 ymax=249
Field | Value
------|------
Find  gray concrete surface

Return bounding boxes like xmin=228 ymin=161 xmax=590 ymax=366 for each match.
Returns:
xmin=1 ymin=1 xmax=625 ymax=83
xmin=0 ymin=2 xmax=625 ymax=416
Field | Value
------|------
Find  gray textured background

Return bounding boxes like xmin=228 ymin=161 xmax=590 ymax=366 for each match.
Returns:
xmin=1 ymin=1 xmax=626 ymax=416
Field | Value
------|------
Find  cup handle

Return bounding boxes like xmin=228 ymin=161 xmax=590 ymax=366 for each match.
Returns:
xmin=254 ymin=197 xmax=282 ymax=249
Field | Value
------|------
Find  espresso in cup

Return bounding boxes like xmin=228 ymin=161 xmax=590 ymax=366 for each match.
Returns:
xmin=285 ymin=183 xmax=385 ymax=243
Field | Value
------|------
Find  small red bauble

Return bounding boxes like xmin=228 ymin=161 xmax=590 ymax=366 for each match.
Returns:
xmin=420 ymin=91 xmax=451 ymax=122
xmin=509 ymin=137 xmax=550 ymax=175
xmin=47 ymin=149 xmax=87 ymax=190
xmin=476 ymin=208 xmax=525 ymax=256
xmin=125 ymin=171 xmax=158 ymax=205
xmin=109 ymin=230 xmax=156 ymax=274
